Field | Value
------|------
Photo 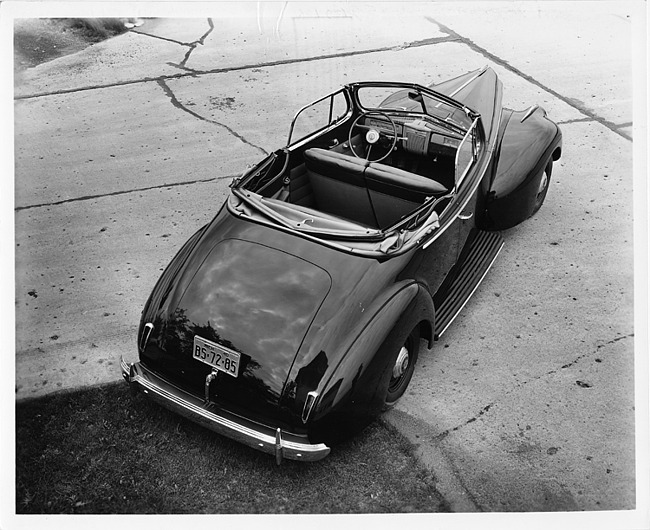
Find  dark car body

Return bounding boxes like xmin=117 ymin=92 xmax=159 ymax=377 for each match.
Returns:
xmin=122 ymin=67 xmax=562 ymax=463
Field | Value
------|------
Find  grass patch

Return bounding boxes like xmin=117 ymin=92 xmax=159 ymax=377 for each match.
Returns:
xmin=14 ymin=18 xmax=129 ymax=71
xmin=67 ymin=18 xmax=130 ymax=40
xmin=16 ymin=382 xmax=449 ymax=514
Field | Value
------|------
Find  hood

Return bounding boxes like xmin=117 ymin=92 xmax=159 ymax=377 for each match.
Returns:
xmin=141 ymin=234 xmax=332 ymax=423
xmin=431 ymin=67 xmax=502 ymax=140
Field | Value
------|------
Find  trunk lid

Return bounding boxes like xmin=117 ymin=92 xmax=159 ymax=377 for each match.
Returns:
xmin=142 ymin=237 xmax=332 ymax=425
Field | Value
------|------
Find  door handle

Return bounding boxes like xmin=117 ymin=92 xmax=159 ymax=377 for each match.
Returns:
xmin=458 ymin=212 xmax=473 ymax=220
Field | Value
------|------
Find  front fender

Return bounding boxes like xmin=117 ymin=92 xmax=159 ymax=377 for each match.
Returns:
xmin=307 ymin=283 xmax=434 ymax=441
xmin=481 ymin=107 xmax=562 ymax=230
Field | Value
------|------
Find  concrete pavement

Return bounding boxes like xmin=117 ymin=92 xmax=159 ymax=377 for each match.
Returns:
xmin=8 ymin=1 xmax=646 ymax=518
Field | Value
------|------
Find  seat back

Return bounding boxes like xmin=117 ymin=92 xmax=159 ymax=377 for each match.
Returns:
xmin=303 ymin=148 xmax=377 ymax=227
xmin=302 ymin=148 xmax=449 ymax=230
xmin=365 ymin=162 xmax=448 ymax=228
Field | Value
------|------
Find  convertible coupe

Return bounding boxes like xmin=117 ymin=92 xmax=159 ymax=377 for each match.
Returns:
xmin=121 ymin=67 xmax=562 ymax=463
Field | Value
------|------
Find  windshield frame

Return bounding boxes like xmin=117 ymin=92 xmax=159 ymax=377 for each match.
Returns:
xmin=351 ymin=81 xmax=477 ymax=135
xmin=454 ymin=117 xmax=481 ymax=190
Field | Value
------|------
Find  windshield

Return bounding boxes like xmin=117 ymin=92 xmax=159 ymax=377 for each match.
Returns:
xmin=356 ymin=85 xmax=473 ymax=132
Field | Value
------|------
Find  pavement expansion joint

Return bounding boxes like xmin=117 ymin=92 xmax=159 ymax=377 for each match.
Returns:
xmin=12 ymin=16 xmax=632 ymax=145
xmin=14 ymin=175 xmax=235 ymax=212
xmin=14 ymin=34 xmax=455 ymax=101
xmin=425 ymin=16 xmax=632 ymax=142
xmin=165 ymin=61 xmax=203 ymax=74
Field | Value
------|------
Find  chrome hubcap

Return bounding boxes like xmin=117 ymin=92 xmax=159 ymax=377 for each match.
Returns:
xmin=393 ymin=346 xmax=410 ymax=379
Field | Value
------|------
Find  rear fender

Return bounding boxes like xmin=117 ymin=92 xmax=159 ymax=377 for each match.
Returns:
xmin=308 ymin=283 xmax=434 ymax=440
xmin=480 ymin=106 xmax=562 ymax=230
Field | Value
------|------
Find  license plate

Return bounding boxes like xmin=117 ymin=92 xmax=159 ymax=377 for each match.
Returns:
xmin=193 ymin=336 xmax=240 ymax=378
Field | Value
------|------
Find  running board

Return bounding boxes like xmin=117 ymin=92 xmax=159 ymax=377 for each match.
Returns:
xmin=433 ymin=230 xmax=504 ymax=339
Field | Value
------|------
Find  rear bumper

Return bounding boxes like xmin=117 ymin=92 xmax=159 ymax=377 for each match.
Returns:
xmin=121 ymin=357 xmax=330 ymax=463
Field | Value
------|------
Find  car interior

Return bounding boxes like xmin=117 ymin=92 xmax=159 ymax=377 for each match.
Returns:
xmin=239 ymin=106 xmax=470 ymax=233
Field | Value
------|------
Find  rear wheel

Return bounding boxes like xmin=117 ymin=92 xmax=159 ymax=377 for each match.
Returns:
xmin=383 ymin=326 xmax=420 ymax=409
xmin=530 ymin=159 xmax=552 ymax=217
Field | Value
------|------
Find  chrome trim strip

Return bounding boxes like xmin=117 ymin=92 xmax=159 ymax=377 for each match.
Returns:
xmin=120 ymin=358 xmax=330 ymax=462
xmin=436 ymin=239 xmax=505 ymax=338
xmin=301 ymin=391 xmax=319 ymax=424
xmin=521 ymin=105 xmax=539 ymax=123
xmin=139 ymin=323 xmax=154 ymax=352
xmin=448 ymin=66 xmax=488 ymax=98
xmin=454 ymin=118 xmax=480 ymax=189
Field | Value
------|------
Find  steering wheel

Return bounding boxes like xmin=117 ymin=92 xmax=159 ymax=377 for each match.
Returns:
xmin=348 ymin=111 xmax=398 ymax=163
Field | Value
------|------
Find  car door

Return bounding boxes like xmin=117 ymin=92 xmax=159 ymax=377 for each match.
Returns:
xmin=409 ymin=217 xmax=461 ymax=297
xmin=454 ymin=119 xmax=481 ymax=258
xmin=414 ymin=69 xmax=502 ymax=295
xmin=411 ymin=124 xmax=478 ymax=296
xmin=442 ymin=67 xmax=502 ymax=260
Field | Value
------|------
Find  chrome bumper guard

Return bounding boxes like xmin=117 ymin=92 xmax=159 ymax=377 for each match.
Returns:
xmin=121 ymin=358 xmax=330 ymax=463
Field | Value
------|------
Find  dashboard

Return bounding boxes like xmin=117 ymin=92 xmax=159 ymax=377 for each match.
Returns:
xmin=363 ymin=115 xmax=463 ymax=158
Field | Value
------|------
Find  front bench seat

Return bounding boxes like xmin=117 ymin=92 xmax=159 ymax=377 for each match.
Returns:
xmin=303 ymin=148 xmax=377 ymax=227
xmin=365 ymin=161 xmax=448 ymax=228
xmin=304 ymin=147 xmax=449 ymax=230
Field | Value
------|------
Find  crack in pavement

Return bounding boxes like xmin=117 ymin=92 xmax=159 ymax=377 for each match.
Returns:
xmin=14 ymin=32 xmax=454 ymax=211
xmin=426 ymin=17 xmax=632 ymax=142
xmin=132 ymin=21 xmax=216 ymax=74
xmin=156 ymin=78 xmax=269 ymax=156
xmin=15 ymin=19 xmax=263 ymax=213
xmin=558 ymin=117 xmax=633 ymax=130
xmin=15 ymin=18 xmax=629 ymax=144
xmin=432 ymin=333 xmax=634 ymax=441
xmin=133 ymin=18 xmax=215 ymax=49
xmin=21 ymin=21 xmax=630 ymax=210
xmin=14 ymin=174 xmax=237 ymax=212
xmin=130 ymin=31 xmax=196 ymax=47
xmin=178 ymin=18 xmax=215 ymax=69
xmin=131 ymin=18 xmax=269 ymax=155
xmin=556 ymin=117 xmax=595 ymax=125
xmin=14 ymin=35 xmax=456 ymax=101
